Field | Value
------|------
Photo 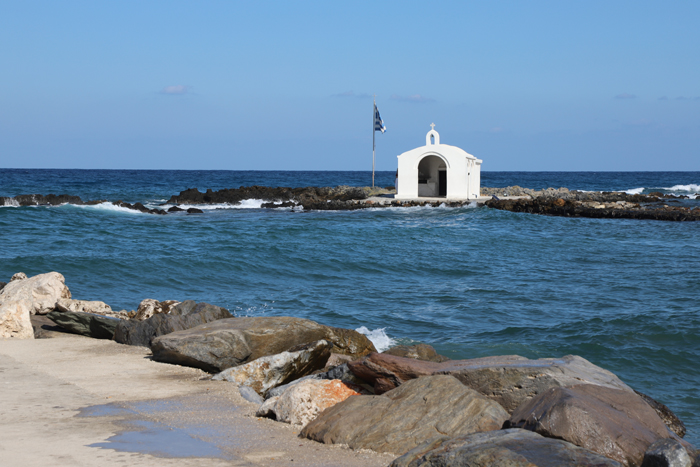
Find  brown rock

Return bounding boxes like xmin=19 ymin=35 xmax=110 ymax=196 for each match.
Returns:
xmin=300 ymin=375 xmax=509 ymax=455
xmin=390 ymin=429 xmax=623 ymax=467
xmin=507 ymin=384 xmax=686 ymax=467
xmin=151 ymin=316 xmax=376 ymax=373
xmin=383 ymin=343 xmax=449 ymax=362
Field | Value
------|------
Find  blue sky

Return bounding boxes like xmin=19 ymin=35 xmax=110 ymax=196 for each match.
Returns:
xmin=1 ymin=1 xmax=698 ymax=170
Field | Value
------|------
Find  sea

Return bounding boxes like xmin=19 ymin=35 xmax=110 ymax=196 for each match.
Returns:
xmin=2 ymin=169 xmax=699 ymax=444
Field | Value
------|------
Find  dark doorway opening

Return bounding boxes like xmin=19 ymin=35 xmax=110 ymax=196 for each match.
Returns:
xmin=438 ymin=170 xmax=447 ymax=197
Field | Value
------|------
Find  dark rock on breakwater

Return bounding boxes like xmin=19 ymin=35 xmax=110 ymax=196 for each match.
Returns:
xmin=485 ymin=189 xmax=700 ymax=222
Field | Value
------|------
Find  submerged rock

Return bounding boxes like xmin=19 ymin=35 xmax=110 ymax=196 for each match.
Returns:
xmin=47 ymin=310 xmax=119 ymax=340
xmin=390 ymin=428 xmax=623 ymax=467
xmin=212 ymin=340 xmax=333 ymax=396
xmin=301 ymin=375 xmax=509 ymax=454
xmin=257 ymin=378 xmax=361 ymax=426
xmin=506 ymin=384 xmax=691 ymax=467
xmin=114 ymin=300 xmax=229 ymax=347
xmin=151 ymin=316 xmax=376 ymax=373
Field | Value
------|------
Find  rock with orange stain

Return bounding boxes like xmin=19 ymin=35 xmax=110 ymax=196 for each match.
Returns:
xmin=257 ymin=379 xmax=360 ymax=427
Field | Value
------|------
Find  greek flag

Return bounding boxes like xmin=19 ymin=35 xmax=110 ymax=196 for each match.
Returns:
xmin=374 ymin=104 xmax=386 ymax=133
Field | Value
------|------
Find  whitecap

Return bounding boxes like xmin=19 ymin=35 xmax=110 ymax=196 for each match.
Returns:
xmin=663 ymin=184 xmax=700 ymax=197
xmin=355 ymin=326 xmax=396 ymax=352
xmin=73 ymin=202 xmax=145 ymax=214
xmin=625 ymin=187 xmax=645 ymax=195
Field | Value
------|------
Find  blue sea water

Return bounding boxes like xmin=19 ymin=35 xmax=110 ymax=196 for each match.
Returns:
xmin=2 ymin=169 xmax=700 ymax=444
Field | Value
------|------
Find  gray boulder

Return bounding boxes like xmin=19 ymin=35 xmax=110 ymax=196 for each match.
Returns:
xmin=114 ymin=300 xmax=230 ymax=347
xmin=390 ymin=429 xmax=623 ymax=467
xmin=54 ymin=298 xmax=130 ymax=320
xmin=150 ymin=316 xmax=376 ymax=373
xmin=642 ymin=439 xmax=693 ymax=467
xmin=47 ymin=310 xmax=119 ymax=339
xmin=212 ymin=340 xmax=332 ymax=396
xmin=300 ymin=375 xmax=509 ymax=455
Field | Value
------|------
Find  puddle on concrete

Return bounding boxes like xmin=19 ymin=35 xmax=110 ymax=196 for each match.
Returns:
xmin=88 ymin=419 xmax=225 ymax=458
xmin=76 ymin=399 xmax=238 ymax=460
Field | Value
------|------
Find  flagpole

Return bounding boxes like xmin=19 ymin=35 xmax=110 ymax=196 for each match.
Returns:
xmin=372 ymin=95 xmax=376 ymax=188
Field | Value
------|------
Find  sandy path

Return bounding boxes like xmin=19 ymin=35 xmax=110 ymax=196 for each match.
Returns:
xmin=0 ymin=335 xmax=395 ymax=467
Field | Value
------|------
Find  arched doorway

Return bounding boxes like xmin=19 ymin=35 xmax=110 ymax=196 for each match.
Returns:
xmin=417 ymin=155 xmax=447 ymax=197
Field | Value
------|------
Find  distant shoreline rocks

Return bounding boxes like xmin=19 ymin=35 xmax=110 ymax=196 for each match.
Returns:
xmin=2 ymin=184 xmax=699 ymax=220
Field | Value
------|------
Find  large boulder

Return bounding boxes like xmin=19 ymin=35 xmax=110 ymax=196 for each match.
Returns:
xmin=349 ymin=353 xmax=633 ymax=411
xmin=507 ymin=384 xmax=691 ymax=467
xmin=151 ymin=316 xmax=376 ymax=373
xmin=114 ymin=300 xmax=230 ymax=347
xmin=0 ymin=299 xmax=34 ymax=339
xmin=300 ymin=375 xmax=509 ymax=455
xmin=0 ymin=272 xmax=71 ymax=315
xmin=257 ymin=379 xmax=361 ymax=426
xmin=47 ymin=310 xmax=119 ymax=340
xmin=212 ymin=340 xmax=333 ymax=396
xmin=383 ymin=343 xmax=449 ymax=363
xmin=390 ymin=428 xmax=623 ymax=467
xmin=133 ymin=298 xmax=180 ymax=320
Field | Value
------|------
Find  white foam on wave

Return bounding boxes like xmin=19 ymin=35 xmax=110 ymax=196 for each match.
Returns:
xmin=1 ymin=198 xmax=20 ymax=207
xmin=162 ymin=199 xmax=290 ymax=211
xmin=355 ymin=326 xmax=396 ymax=352
xmin=625 ymin=187 xmax=645 ymax=195
xmin=662 ymin=184 xmax=700 ymax=198
xmin=73 ymin=202 xmax=145 ymax=214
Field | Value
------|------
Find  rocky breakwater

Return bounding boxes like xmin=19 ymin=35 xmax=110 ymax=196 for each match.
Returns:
xmin=485 ymin=187 xmax=700 ymax=222
xmin=0 ymin=193 xmax=167 ymax=214
xmin=163 ymin=185 xmax=396 ymax=211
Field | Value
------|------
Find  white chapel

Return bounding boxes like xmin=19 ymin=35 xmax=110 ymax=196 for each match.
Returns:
xmin=395 ymin=124 xmax=482 ymax=200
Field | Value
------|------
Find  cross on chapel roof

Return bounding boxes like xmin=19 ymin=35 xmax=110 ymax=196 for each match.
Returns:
xmin=430 ymin=123 xmax=435 ymax=130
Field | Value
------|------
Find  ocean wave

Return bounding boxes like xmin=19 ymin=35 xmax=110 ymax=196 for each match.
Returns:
xmin=355 ymin=326 xmax=396 ymax=352
xmin=162 ymin=199 xmax=293 ymax=210
xmin=662 ymin=184 xmax=700 ymax=199
xmin=625 ymin=187 xmax=645 ymax=195
xmin=72 ymin=202 xmax=145 ymax=214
